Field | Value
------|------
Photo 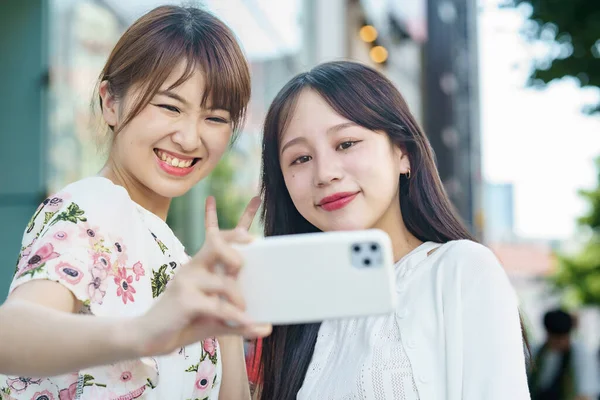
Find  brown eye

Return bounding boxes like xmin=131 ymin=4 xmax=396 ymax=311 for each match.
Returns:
xmin=292 ymin=155 xmax=312 ymax=165
xmin=338 ymin=141 xmax=357 ymax=150
xmin=156 ymin=104 xmax=180 ymax=113
xmin=207 ymin=117 xmax=229 ymax=124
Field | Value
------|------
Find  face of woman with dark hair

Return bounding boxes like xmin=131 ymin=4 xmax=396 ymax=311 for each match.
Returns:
xmin=278 ymin=90 xmax=411 ymax=232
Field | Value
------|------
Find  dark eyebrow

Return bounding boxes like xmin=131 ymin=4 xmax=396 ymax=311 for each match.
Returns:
xmin=156 ymin=90 xmax=189 ymax=107
xmin=280 ymin=122 xmax=357 ymax=155
xmin=280 ymin=137 xmax=307 ymax=155
xmin=156 ymin=91 xmax=232 ymax=116
xmin=326 ymin=122 xmax=357 ymax=134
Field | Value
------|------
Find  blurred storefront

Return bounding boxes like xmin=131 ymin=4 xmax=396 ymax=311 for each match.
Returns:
xmin=0 ymin=0 xmax=50 ymax=299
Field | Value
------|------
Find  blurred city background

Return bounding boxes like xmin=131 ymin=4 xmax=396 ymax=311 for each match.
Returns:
xmin=1 ymin=0 xmax=600 ymax=388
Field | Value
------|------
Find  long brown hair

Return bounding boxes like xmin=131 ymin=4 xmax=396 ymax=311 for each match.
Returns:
xmin=95 ymin=5 xmax=250 ymax=139
xmin=256 ymin=61 xmax=527 ymax=399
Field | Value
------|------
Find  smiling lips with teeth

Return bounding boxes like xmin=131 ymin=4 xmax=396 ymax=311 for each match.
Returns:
xmin=154 ymin=149 xmax=199 ymax=168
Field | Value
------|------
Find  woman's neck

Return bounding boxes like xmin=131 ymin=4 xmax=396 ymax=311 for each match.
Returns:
xmin=373 ymin=198 xmax=422 ymax=263
xmin=100 ymin=162 xmax=171 ymax=221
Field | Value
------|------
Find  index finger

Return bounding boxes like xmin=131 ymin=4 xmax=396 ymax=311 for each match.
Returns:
xmin=236 ymin=196 xmax=262 ymax=231
xmin=205 ymin=196 xmax=219 ymax=232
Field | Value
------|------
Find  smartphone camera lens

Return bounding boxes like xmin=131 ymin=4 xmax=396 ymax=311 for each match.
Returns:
xmin=353 ymin=245 xmax=361 ymax=252
xmin=370 ymin=243 xmax=378 ymax=251
xmin=363 ymin=258 xmax=371 ymax=267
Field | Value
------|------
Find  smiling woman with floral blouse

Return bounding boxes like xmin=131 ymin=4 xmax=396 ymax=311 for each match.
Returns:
xmin=0 ymin=5 xmax=270 ymax=400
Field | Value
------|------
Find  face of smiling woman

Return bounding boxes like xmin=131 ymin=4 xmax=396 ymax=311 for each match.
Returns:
xmin=278 ymin=90 xmax=410 ymax=233
xmin=100 ymin=62 xmax=234 ymax=216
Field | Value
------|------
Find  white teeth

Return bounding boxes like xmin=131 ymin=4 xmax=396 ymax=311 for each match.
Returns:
xmin=156 ymin=150 xmax=194 ymax=168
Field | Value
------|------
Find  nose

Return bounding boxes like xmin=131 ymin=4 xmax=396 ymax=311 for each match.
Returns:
xmin=313 ymin=156 xmax=343 ymax=187
xmin=170 ymin=120 xmax=201 ymax=152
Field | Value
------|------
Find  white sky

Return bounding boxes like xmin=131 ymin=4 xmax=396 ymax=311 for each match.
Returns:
xmin=478 ymin=0 xmax=600 ymax=240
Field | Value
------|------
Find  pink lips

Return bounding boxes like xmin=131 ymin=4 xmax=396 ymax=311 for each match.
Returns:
xmin=154 ymin=149 xmax=198 ymax=177
xmin=318 ymin=192 xmax=359 ymax=212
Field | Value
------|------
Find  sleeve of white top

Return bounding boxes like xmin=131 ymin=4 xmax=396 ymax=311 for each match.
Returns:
xmin=451 ymin=241 xmax=531 ymax=400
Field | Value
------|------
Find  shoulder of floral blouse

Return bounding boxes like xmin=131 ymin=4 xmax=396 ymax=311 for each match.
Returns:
xmin=60 ymin=178 xmax=140 ymax=230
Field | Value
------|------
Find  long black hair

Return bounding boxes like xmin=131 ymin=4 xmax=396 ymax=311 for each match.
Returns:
xmin=256 ymin=61 xmax=525 ymax=399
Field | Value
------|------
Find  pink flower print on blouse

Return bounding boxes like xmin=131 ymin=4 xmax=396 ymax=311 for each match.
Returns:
xmin=114 ymin=267 xmax=136 ymax=304
xmin=17 ymin=243 xmax=59 ymax=277
xmin=6 ymin=376 xmax=42 ymax=394
xmin=194 ymin=359 xmax=216 ymax=398
xmin=53 ymin=231 xmax=68 ymax=241
xmin=58 ymin=382 xmax=76 ymax=400
xmin=78 ymin=222 xmax=101 ymax=244
xmin=91 ymin=252 xmax=111 ymax=272
xmin=54 ymin=261 xmax=84 ymax=285
xmin=132 ymin=261 xmax=145 ymax=281
xmin=31 ymin=389 xmax=55 ymax=400
xmin=52 ymin=223 xmax=76 ymax=242
xmin=108 ymin=361 xmax=147 ymax=396
xmin=203 ymin=337 xmax=217 ymax=357
xmin=25 ymin=193 xmax=70 ymax=234
xmin=113 ymin=239 xmax=128 ymax=265
xmin=45 ymin=193 xmax=70 ymax=212
xmin=20 ymin=240 xmax=35 ymax=259
xmin=88 ymin=264 xmax=109 ymax=304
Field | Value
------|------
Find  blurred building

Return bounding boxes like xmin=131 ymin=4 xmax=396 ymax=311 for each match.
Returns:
xmin=483 ymin=182 xmax=515 ymax=242
xmin=481 ymin=180 xmax=600 ymax=347
xmin=0 ymin=1 xmax=51 ymax=299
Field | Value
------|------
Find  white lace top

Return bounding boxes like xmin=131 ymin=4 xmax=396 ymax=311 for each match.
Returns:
xmin=297 ymin=240 xmax=530 ymax=400
xmin=297 ymin=242 xmax=439 ymax=400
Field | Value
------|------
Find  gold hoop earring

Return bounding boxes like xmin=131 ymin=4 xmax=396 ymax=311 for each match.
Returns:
xmin=406 ymin=169 xmax=411 ymax=179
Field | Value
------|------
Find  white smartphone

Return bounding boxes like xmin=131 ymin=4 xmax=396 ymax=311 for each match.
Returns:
xmin=235 ymin=229 xmax=397 ymax=325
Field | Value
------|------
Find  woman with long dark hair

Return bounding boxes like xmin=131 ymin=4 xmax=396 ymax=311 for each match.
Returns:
xmin=253 ymin=61 xmax=530 ymax=399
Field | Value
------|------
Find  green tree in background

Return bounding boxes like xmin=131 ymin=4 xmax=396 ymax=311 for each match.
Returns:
xmin=165 ymin=150 xmax=253 ymax=254
xmin=553 ymin=158 xmax=600 ymax=306
xmin=508 ymin=0 xmax=600 ymax=113
xmin=507 ymin=0 xmax=600 ymax=306
xmin=205 ymin=151 xmax=249 ymax=230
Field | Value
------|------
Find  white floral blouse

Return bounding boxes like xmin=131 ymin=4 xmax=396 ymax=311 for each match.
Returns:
xmin=0 ymin=177 xmax=222 ymax=400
